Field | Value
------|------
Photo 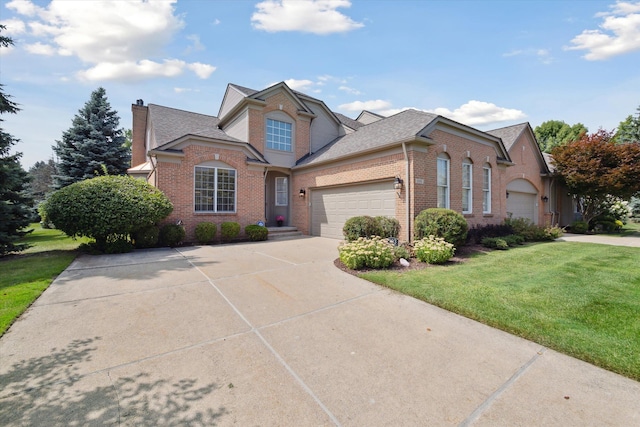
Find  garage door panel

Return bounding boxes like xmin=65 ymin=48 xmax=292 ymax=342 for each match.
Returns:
xmin=507 ymin=192 xmax=536 ymax=222
xmin=311 ymin=182 xmax=396 ymax=239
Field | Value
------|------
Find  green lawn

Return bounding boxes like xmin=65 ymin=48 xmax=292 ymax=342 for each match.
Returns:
xmin=360 ymin=241 xmax=640 ymax=381
xmin=0 ymin=225 xmax=91 ymax=335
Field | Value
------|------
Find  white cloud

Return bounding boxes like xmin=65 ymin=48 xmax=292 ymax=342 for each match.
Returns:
xmin=283 ymin=78 xmax=315 ymax=91
xmin=339 ymin=85 xmax=361 ymax=95
xmin=427 ymin=100 xmax=526 ymax=126
xmin=339 ymin=99 xmax=392 ymax=112
xmin=6 ymin=0 xmax=217 ymax=82
xmin=0 ymin=18 xmax=27 ymax=35
xmin=566 ymin=1 xmax=640 ymax=60
xmin=25 ymin=42 xmax=55 ymax=55
xmin=185 ymin=34 xmax=204 ymax=54
xmin=503 ymin=48 xmax=553 ymax=64
xmin=251 ymin=0 xmax=364 ymax=34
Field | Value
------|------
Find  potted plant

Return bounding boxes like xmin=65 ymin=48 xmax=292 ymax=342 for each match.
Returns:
xmin=276 ymin=215 xmax=285 ymax=227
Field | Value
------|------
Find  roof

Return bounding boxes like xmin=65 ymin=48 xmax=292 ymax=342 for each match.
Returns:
xmin=334 ymin=112 xmax=365 ymax=130
xmin=227 ymin=83 xmax=259 ymax=97
xmin=148 ymin=104 xmax=241 ymax=146
xmin=542 ymin=152 xmax=556 ymax=172
xmin=486 ymin=123 xmax=529 ymax=151
xmin=297 ymin=109 xmax=438 ymax=166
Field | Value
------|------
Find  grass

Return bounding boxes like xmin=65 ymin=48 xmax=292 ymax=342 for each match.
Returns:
xmin=0 ymin=224 xmax=91 ymax=335
xmin=360 ymin=241 xmax=640 ymax=381
xmin=619 ymin=220 xmax=640 ymax=237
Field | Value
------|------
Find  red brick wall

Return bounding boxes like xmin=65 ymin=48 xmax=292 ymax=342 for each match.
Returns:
xmin=131 ymin=104 xmax=148 ymax=167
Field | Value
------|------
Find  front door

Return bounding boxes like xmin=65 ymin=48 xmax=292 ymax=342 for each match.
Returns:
xmin=265 ymin=172 xmax=289 ymax=226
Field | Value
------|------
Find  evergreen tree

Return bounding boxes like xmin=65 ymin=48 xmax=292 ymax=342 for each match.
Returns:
xmin=0 ymin=27 xmax=33 ymax=255
xmin=53 ymin=87 xmax=130 ymax=188
xmin=27 ymin=158 xmax=56 ymax=201
xmin=614 ymin=105 xmax=640 ymax=144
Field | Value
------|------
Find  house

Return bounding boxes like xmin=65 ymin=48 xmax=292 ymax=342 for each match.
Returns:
xmin=129 ymin=81 xmax=561 ymax=242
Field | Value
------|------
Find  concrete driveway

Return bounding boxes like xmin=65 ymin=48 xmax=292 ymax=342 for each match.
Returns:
xmin=1 ymin=237 xmax=638 ymax=426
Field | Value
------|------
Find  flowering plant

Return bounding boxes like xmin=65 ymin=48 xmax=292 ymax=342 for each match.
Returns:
xmin=414 ymin=235 xmax=455 ymax=264
xmin=276 ymin=215 xmax=285 ymax=222
xmin=338 ymin=236 xmax=395 ymax=270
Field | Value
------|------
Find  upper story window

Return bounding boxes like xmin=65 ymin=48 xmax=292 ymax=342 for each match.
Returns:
xmin=194 ymin=165 xmax=236 ymax=213
xmin=462 ymin=160 xmax=473 ymax=214
xmin=483 ymin=164 xmax=492 ymax=214
xmin=267 ymin=118 xmax=292 ymax=152
xmin=437 ymin=153 xmax=450 ymax=209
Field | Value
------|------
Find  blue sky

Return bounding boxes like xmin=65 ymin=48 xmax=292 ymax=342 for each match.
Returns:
xmin=2 ymin=0 xmax=639 ymax=169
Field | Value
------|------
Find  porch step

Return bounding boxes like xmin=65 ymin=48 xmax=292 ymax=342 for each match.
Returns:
xmin=267 ymin=226 xmax=304 ymax=240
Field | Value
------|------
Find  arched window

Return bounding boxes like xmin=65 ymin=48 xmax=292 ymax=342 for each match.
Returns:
xmin=194 ymin=162 xmax=236 ymax=213
xmin=462 ymin=158 xmax=473 ymax=214
xmin=483 ymin=163 xmax=492 ymax=214
xmin=437 ymin=153 xmax=450 ymax=209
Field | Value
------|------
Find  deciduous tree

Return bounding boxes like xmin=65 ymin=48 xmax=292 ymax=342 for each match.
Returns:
xmin=534 ymin=120 xmax=587 ymax=153
xmin=551 ymin=130 xmax=640 ymax=224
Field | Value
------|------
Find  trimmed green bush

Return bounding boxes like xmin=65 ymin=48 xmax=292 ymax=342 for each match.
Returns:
xmin=132 ymin=225 xmax=160 ymax=248
xmin=505 ymin=217 xmax=549 ymax=241
xmin=245 ymin=224 xmax=268 ymax=241
xmin=221 ymin=221 xmax=241 ymax=242
xmin=338 ymin=237 xmax=395 ymax=270
xmin=343 ymin=216 xmax=381 ymax=241
xmin=570 ymin=220 xmax=589 ymax=234
xmin=160 ymin=224 xmax=185 ymax=247
xmin=503 ymin=234 xmax=525 ymax=247
xmin=45 ymin=175 xmax=173 ymax=251
xmin=195 ymin=222 xmax=217 ymax=244
xmin=414 ymin=235 xmax=456 ymax=264
xmin=375 ymin=216 xmax=400 ymax=239
xmin=103 ymin=235 xmax=134 ymax=254
xmin=544 ymin=225 xmax=564 ymax=239
xmin=482 ymin=237 xmax=510 ymax=250
xmin=466 ymin=223 xmax=514 ymax=244
xmin=393 ymin=245 xmax=411 ymax=261
xmin=414 ymin=208 xmax=468 ymax=247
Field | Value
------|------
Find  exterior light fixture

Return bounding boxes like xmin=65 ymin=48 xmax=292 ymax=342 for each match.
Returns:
xmin=541 ymin=195 xmax=549 ymax=202
xmin=299 ymin=188 xmax=306 ymax=198
xmin=506 ymin=192 xmax=510 ymax=199
xmin=394 ymin=177 xmax=403 ymax=190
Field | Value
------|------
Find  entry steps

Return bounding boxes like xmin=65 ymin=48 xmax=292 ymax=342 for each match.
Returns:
xmin=267 ymin=226 xmax=303 ymax=240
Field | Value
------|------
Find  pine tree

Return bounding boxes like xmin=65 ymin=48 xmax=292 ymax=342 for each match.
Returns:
xmin=0 ymin=27 xmax=33 ymax=255
xmin=27 ymin=158 xmax=56 ymax=201
xmin=53 ymin=87 xmax=130 ymax=188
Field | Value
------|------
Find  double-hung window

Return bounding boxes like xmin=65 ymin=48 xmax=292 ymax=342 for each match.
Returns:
xmin=483 ymin=165 xmax=491 ymax=213
xmin=194 ymin=166 xmax=236 ymax=213
xmin=462 ymin=161 xmax=472 ymax=214
xmin=437 ymin=155 xmax=450 ymax=209
xmin=266 ymin=118 xmax=292 ymax=152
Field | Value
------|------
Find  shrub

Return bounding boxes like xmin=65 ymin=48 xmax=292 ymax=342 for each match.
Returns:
xmin=393 ymin=244 xmax=411 ymax=261
xmin=338 ymin=237 xmax=395 ymax=270
xmin=571 ymin=220 xmax=589 ymax=234
xmin=414 ymin=235 xmax=456 ymax=264
xmin=132 ymin=225 xmax=160 ymax=248
xmin=160 ymin=224 xmax=185 ymax=247
xmin=221 ymin=222 xmax=241 ymax=242
xmin=544 ymin=225 xmax=564 ymax=240
xmin=37 ymin=200 xmax=55 ymax=229
xmin=503 ymin=234 xmax=525 ymax=246
xmin=45 ymin=175 xmax=173 ymax=250
xmin=375 ymin=216 xmax=400 ymax=239
xmin=466 ymin=223 xmax=514 ymax=244
xmin=414 ymin=208 xmax=468 ymax=247
xmin=245 ymin=224 xmax=268 ymax=241
xmin=482 ymin=237 xmax=510 ymax=250
xmin=195 ymin=222 xmax=217 ymax=244
xmin=343 ymin=216 xmax=381 ymax=241
xmin=504 ymin=217 xmax=552 ymax=241
xmin=103 ymin=235 xmax=134 ymax=254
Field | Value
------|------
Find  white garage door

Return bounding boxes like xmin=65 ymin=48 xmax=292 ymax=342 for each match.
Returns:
xmin=311 ymin=182 xmax=396 ymax=239
xmin=507 ymin=192 xmax=536 ymax=222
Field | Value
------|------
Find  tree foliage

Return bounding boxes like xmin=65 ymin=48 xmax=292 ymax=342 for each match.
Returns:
xmin=551 ymin=130 xmax=640 ymax=224
xmin=534 ymin=120 xmax=587 ymax=153
xmin=44 ymin=175 xmax=173 ymax=250
xmin=614 ymin=105 xmax=640 ymax=144
xmin=53 ymin=87 xmax=130 ymax=189
xmin=0 ymin=26 xmax=33 ymax=256
xmin=27 ymin=159 xmax=56 ymax=201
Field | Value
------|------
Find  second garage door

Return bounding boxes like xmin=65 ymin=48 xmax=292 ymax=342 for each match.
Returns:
xmin=506 ymin=179 xmax=538 ymax=223
xmin=311 ymin=182 xmax=396 ymax=239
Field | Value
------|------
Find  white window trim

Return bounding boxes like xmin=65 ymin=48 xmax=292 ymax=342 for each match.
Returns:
xmin=483 ymin=166 xmax=491 ymax=214
xmin=194 ymin=166 xmax=237 ymax=213
xmin=266 ymin=118 xmax=293 ymax=152
xmin=437 ymin=157 xmax=450 ymax=209
xmin=275 ymin=176 xmax=288 ymax=206
xmin=462 ymin=162 xmax=472 ymax=214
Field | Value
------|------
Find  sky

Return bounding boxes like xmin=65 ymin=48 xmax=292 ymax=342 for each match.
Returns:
xmin=1 ymin=0 xmax=639 ymax=169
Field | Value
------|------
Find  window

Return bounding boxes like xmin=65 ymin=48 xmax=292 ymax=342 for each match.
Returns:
xmin=462 ymin=161 xmax=472 ymax=213
xmin=266 ymin=118 xmax=292 ymax=151
xmin=194 ymin=166 xmax=236 ymax=213
xmin=437 ymin=154 xmax=450 ymax=209
xmin=275 ymin=177 xmax=288 ymax=206
xmin=483 ymin=165 xmax=491 ymax=213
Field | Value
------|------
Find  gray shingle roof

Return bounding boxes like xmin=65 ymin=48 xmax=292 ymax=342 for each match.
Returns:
xmin=297 ymin=109 xmax=438 ymax=166
xmin=148 ymin=104 xmax=241 ymax=147
xmin=228 ymin=84 xmax=259 ymax=97
xmin=334 ymin=112 xmax=365 ymax=130
xmin=486 ymin=123 xmax=528 ymax=151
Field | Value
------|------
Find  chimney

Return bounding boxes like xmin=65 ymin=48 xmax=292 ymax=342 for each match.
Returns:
xmin=131 ymin=100 xmax=148 ymax=167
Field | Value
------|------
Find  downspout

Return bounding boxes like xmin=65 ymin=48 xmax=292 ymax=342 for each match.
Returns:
xmin=402 ymin=142 xmax=410 ymax=242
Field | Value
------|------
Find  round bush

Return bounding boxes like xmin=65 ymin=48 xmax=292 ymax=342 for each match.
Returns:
xmin=103 ymin=235 xmax=134 ymax=254
xmin=46 ymin=175 xmax=173 ymax=250
xmin=245 ymin=224 xmax=268 ymax=241
xmin=342 ymin=216 xmax=381 ymax=241
xmin=375 ymin=216 xmax=400 ymax=238
xmin=160 ymin=224 xmax=185 ymax=247
xmin=414 ymin=208 xmax=468 ymax=247
xmin=221 ymin=222 xmax=240 ymax=242
xmin=414 ymin=236 xmax=456 ymax=264
xmin=132 ymin=225 xmax=160 ymax=248
xmin=571 ymin=220 xmax=589 ymax=234
xmin=195 ymin=222 xmax=217 ymax=244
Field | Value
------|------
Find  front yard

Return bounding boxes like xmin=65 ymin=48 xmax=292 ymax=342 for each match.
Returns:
xmin=360 ymin=241 xmax=640 ymax=381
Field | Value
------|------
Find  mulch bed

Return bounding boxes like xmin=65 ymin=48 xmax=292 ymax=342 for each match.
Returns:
xmin=334 ymin=244 xmax=489 ymax=276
